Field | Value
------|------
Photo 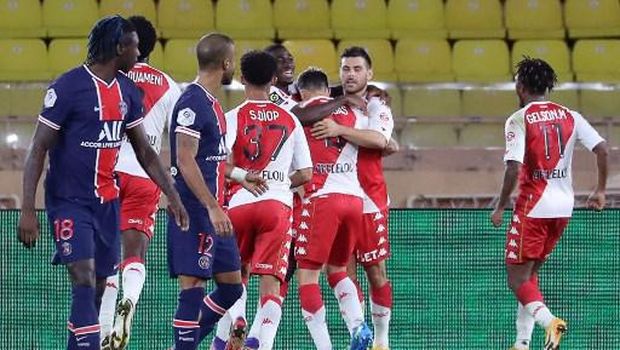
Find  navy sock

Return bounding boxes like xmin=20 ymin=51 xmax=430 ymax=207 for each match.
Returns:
xmin=173 ymin=287 xmax=204 ymax=350
xmin=198 ymin=283 xmax=243 ymax=344
xmin=67 ymin=285 xmax=99 ymax=350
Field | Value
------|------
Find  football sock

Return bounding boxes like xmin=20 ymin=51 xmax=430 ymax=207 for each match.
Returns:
xmin=514 ymin=302 xmax=535 ymax=350
xmin=252 ymin=294 xmax=282 ymax=350
xmin=299 ymin=283 xmax=332 ymax=350
xmin=197 ymin=283 xmax=243 ymax=344
xmin=371 ymin=282 xmax=392 ymax=347
xmin=173 ymin=287 xmax=203 ymax=350
xmin=121 ymin=257 xmax=146 ymax=306
xmin=327 ymin=272 xmax=364 ymax=334
xmin=68 ymin=285 xmax=100 ymax=350
xmin=98 ymin=274 xmax=118 ymax=339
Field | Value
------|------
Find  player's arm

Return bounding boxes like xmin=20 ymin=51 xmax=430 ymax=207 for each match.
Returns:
xmin=311 ymin=119 xmax=389 ymax=149
xmin=290 ymin=168 xmax=313 ymax=188
xmin=127 ymin=124 xmax=189 ymax=230
xmin=175 ymin=132 xmax=232 ymax=236
xmin=223 ymin=163 xmax=268 ymax=197
xmin=292 ymin=95 xmax=367 ymax=126
xmin=18 ymin=123 xmax=59 ymax=248
xmin=587 ymin=141 xmax=608 ymax=211
xmin=491 ymin=160 xmax=521 ymax=228
xmin=289 ymin=119 xmax=314 ymax=188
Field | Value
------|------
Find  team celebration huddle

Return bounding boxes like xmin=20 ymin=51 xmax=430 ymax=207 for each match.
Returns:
xmin=15 ymin=12 xmax=608 ymax=350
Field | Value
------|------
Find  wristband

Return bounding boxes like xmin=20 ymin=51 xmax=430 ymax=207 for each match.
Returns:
xmin=230 ymin=167 xmax=248 ymax=182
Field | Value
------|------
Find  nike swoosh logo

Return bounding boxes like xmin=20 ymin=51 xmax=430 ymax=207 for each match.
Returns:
xmin=178 ymin=330 xmax=193 ymax=335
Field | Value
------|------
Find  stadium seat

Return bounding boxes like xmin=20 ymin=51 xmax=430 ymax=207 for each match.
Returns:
xmin=445 ymin=0 xmax=505 ymax=39
xmin=148 ymin=41 xmax=164 ymax=70
xmin=565 ymin=0 xmax=620 ymax=38
xmin=400 ymin=121 xmax=460 ymax=147
xmin=0 ymin=86 xmax=10 ymax=116
xmin=383 ymin=85 xmax=403 ymax=118
xmin=273 ymin=0 xmax=332 ymax=39
xmin=163 ymin=39 xmax=197 ymax=82
xmin=460 ymin=123 xmax=505 ymax=147
xmin=99 ymin=0 xmax=157 ymax=26
xmin=157 ymin=0 xmax=214 ymax=39
xmin=337 ymin=39 xmax=395 ymax=82
xmin=215 ymin=0 xmax=274 ymax=40
xmin=402 ymin=87 xmax=461 ymax=118
xmin=505 ymin=0 xmax=564 ymax=40
xmin=452 ymin=40 xmax=511 ymax=83
xmin=331 ymin=0 xmax=390 ymax=39
xmin=283 ymin=40 xmax=338 ymax=82
xmin=43 ymin=0 xmax=99 ymax=38
xmin=579 ymin=89 xmax=620 ymax=118
xmin=0 ymin=0 xmax=45 ymax=38
xmin=549 ymin=89 xmax=579 ymax=110
xmin=461 ymin=88 xmax=518 ymax=119
xmin=387 ymin=0 xmax=447 ymax=39
xmin=511 ymin=40 xmax=572 ymax=82
xmin=572 ymin=40 xmax=620 ymax=83
xmin=48 ymin=39 xmax=87 ymax=78
xmin=395 ymin=39 xmax=453 ymax=83
xmin=10 ymin=85 xmax=46 ymax=117
xmin=0 ymin=39 xmax=49 ymax=81
xmin=233 ymin=39 xmax=273 ymax=79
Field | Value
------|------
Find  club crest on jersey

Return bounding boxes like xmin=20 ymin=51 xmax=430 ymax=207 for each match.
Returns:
xmin=44 ymin=88 xmax=57 ymax=108
xmin=118 ymin=101 xmax=128 ymax=118
xmin=506 ymin=131 xmax=515 ymax=142
xmin=177 ymin=108 xmax=196 ymax=126
xmin=198 ymin=255 xmax=212 ymax=270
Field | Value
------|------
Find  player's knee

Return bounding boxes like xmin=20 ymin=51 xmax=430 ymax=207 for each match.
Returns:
xmin=67 ymin=261 xmax=96 ymax=287
xmin=365 ymin=263 xmax=388 ymax=287
xmin=507 ymin=274 xmax=528 ymax=292
xmin=221 ymin=282 xmax=244 ymax=304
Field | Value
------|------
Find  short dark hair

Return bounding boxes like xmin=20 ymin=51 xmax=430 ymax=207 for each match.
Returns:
xmin=341 ymin=46 xmax=372 ymax=68
xmin=241 ymin=50 xmax=277 ymax=86
xmin=516 ymin=57 xmax=557 ymax=95
xmin=196 ymin=32 xmax=234 ymax=70
xmin=297 ymin=67 xmax=329 ymax=91
xmin=264 ymin=43 xmax=287 ymax=56
xmin=87 ymin=16 xmax=136 ymax=65
xmin=127 ymin=15 xmax=156 ymax=62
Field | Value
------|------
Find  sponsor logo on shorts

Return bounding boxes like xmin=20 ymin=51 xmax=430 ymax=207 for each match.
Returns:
xmin=128 ymin=218 xmax=143 ymax=225
xmin=198 ymin=255 xmax=212 ymax=270
xmin=358 ymin=248 xmax=388 ymax=263
xmin=376 ymin=224 xmax=386 ymax=233
xmin=295 ymin=247 xmax=307 ymax=256
xmin=510 ymin=226 xmax=519 ymax=235
xmin=61 ymin=242 xmax=72 ymax=256
xmin=297 ymin=234 xmax=308 ymax=243
xmin=506 ymin=251 xmax=518 ymax=260
xmin=255 ymin=263 xmax=273 ymax=270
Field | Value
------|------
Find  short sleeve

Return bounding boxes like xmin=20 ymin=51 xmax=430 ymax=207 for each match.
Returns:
xmin=503 ymin=115 xmax=526 ymax=163
xmin=366 ymin=97 xmax=393 ymax=141
xmin=573 ymin=112 xmax=605 ymax=151
xmin=174 ymin=97 xmax=210 ymax=140
xmin=38 ymin=79 xmax=71 ymax=131
xmin=125 ymin=83 xmax=145 ymax=129
xmin=291 ymin=119 xmax=313 ymax=171
xmin=164 ymin=78 xmax=183 ymax=131
xmin=224 ymin=109 xmax=238 ymax=153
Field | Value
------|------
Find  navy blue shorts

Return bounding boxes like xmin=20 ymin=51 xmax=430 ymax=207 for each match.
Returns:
xmin=46 ymin=196 xmax=120 ymax=278
xmin=167 ymin=206 xmax=241 ymax=280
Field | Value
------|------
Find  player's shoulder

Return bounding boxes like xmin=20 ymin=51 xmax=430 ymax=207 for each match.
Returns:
xmin=51 ymin=65 xmax=90 ymax=90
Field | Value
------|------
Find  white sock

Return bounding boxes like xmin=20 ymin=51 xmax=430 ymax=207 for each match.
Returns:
xmin=99 ymin=274 xmax=119 ymax=338
xmin=514 ymin=302 xmax=535 ymax=349
xmin=331 ymin=277 xmax=364 ymax=334
xmin=248 ymin=299 xmax=261 ymax=340
xmin=215 ymin=284 xmax=247 ymax=342
xmin=302 ymin=307 xmax=332 ymax=350
xmin=525 ymin=301 xmax=555 ymax=329
xmin=214 ymin=311 xmax=232 ymax=341
xmin=122 ymin=262 xmax=145 ymax=305
xmin=371 ymin=301 xmax=391 ymax=347
xmin=255 ymin=296 xmax=282 ymax=350
xmin=227 ymin=284 xmax=247 ymax=321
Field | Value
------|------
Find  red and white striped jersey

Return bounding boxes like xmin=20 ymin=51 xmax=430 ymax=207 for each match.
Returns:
xmin=504 ymin=101 xmax=604 ymax=218
xmin=301 ymin=96 xmax=364 ymax=199
xmin=225 ymin=100 xmax=312 ymax=208
xmin=116 ymin=62 xmax=181 ymax=178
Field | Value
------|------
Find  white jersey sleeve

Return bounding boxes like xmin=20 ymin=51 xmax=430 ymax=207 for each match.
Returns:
xmin=366 ymin=97 xmax=393 ymax=142
xmin=573 ymin=111 xmax=605 ymax=151
xmin=503 ymin=111 xmax=526 ymax=163
xmin=225 ymin=108 xmax=239 ymax=153
xmin=291 ymin=117 xmax=313 ymax=171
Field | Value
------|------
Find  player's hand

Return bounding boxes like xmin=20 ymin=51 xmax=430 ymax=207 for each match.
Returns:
xmin=490 ymin=207 xmax=504 ymax=228
xmin=18 ymin=209 xmax=40 ymax=248
xmin=344 ymin=95 xmax=367 ymax=112
xmin=208 ymin=205 xmax=233 ymax=236
xmin=367 ymin=85 xmax=392 ymax=106
xmin=586 ymin=190 xmax=606 ymax=211
xmin=168 ymin=195 xmax=190 ymax=231
xmin=382 ymin=137 xmax=400 ymax=156
xmin=311 ymin=118 xmax=342 ymax=139
xmin=242 ymin=171 xmax=269 ymax=197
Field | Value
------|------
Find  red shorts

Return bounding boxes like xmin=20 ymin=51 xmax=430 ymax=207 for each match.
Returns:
xmin=356 ymin=210 xmax=390 ymax=266
xmin=294 ymin=194 xmax=363 ymax=268
xmin=118 ymin=172 xmax=160 ymax=239
xmin=228 ymin=200 xmax=292 ymax=282
xmin=291 ymin=192 xmax=303 ymax=239
xmin=505 ymin=209 xmax=569 ymax=264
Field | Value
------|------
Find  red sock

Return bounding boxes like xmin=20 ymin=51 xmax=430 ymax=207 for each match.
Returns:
xmin=515 ymin=280 xmax=543 ymax=305
xmin=371 ymin=282 xmax=392 ymax=308
xmin=299 ymin=284 xmax=323 ymax=313
xmin=327 ymin=272 xmax=348 ymax=288
xmin=260 ymin=294 xmax=283 ymax=307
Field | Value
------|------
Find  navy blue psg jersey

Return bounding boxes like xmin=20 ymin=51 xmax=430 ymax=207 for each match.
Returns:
xmin=38 ymin=65 xmax=144 ymax=202
xmin=169 ymin=83 xmax=227 ymax=207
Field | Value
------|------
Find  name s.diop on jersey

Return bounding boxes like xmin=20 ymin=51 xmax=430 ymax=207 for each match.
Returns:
xmin=249 ymin=109 xmax=280 ymax=121
xmin=525 ymin=108 xmax=568 ymax=124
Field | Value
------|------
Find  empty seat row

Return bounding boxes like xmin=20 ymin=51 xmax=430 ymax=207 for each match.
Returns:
xmin=1 ymin=0 xmax=620 ymax=40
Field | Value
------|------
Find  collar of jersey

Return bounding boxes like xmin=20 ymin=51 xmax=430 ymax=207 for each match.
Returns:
xmin=83 ymin=65 xmax=117 ymax=88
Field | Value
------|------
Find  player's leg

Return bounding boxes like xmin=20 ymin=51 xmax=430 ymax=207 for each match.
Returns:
xmin=174 ymin=276 xmax=207 ymax=350
xmin=98 ymin=272 xmax=118 ymax=347
xmin=66 ymin=260 xmax=101 ymax=350
xmin=346 ymin=256 xmax=365 ymax=309
xmin=510 ymin=261 xmax=541 ymax=350
xmin=297 ymin=267 xmax=332 ymax=350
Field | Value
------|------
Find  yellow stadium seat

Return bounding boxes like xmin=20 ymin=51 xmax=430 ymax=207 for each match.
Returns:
xmin=572 ymin=40 xmax=620 ymax=83
xmin=157 ymin=0 xmax=214 ymax=39
xmin=10 ymin=85 xmax=46 ymax=117
xmin=233 ymin=39 xmax=273 ymax=79
xmin=400 ymin=121 xmax=460 ymax=147
xmin=388 ymin=0 xmax=447 ymax=39
xmin=164 ymin=39 xmax=197 ymax=82
xmin=48 ymin=39 xmax=87 ymax=78
xmin=462 ymin=88 xmax=518 ymax=118
xmin=273 ymin=0 xmax=332 ymax=39
xmin=43 ymin=0 xmax=99 ymax=38
xmin=460 ymin=122 xmax=505 ymax=147
xmin=445 ymin=0 xmax=504 ymax=39
xmin=511 ymin=40 xmax=572 ymax=82
xmin=99 ymin=0 xmax=157 ymax=26
xmin=148 ymin=41 xmax=164 ymax=70
xmin=0 ymin=39 xmax=49 ymax=81
xmin=565 ymin=0 xmax=620 ymax=38
xmin=331 ymin=0 xmax=390 ymax=39
xmin=505 ymin=0 xmax=564 ymax=40
xmin=215 ymin=0 xmax=274 ymax=40
xmin=0 ymin=86 xmax=10 ymax=116
xmin=452 ymin=40 xmax=511 ymax=83
xmin=283 ymin=40 xmax=338 ymax=82
xmin=549 ymin=89 xmax=579 ymax=110
xmin=402 ymin=87 xmax=461 ymax=118
xmin=395 ymin=39 xmax=453 ymax=83
xmin=579 ymin=89 xmax=620 ymax=118
xmin=384 ymin=85 xmax=403 ymax=118
xmin=337 ymin=40 xmax=395 ymax=82
xmin=0 ymin=0 xmax=45 ymax=38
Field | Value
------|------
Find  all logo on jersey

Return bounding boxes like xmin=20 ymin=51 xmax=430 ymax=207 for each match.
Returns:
xmin=177 ymin=108 xmax=196 ymax=126
xmin=44 ymin=88 xmax=57 ymax=108
xmin=98 ymin=121 xmax=123 ymax=142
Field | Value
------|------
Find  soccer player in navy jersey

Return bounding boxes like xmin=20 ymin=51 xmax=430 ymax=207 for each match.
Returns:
xmin=17 ymin=15 xmax=188 ymax=350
